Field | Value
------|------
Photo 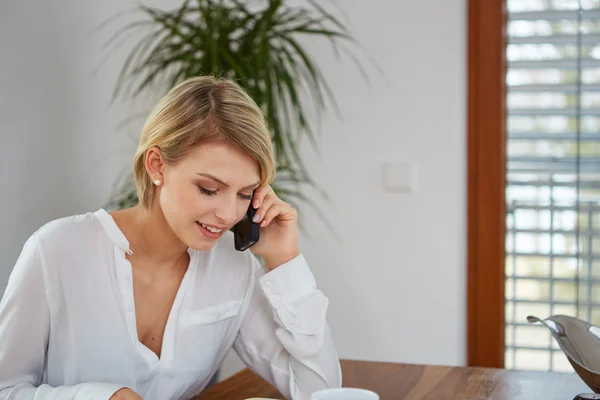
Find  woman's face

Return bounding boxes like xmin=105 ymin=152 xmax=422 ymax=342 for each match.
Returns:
xmin=150 ymin=141 xmax=261 ymax=251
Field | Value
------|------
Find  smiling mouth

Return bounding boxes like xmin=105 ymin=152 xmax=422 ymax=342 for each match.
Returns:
xmin=196 ymin=222 xmax=225 ymax=234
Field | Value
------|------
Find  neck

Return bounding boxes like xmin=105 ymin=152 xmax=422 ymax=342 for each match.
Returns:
xmin=112 ymin=204 xmax=188 ymax=272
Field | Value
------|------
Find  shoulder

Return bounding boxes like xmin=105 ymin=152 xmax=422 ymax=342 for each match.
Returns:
xmin=34 ymin=211 xmax=102 ymax=248
xmin=13 ymin=211 xmax=106 ymax=283
xmin=29 ymin=211 xmax=111 ymax=266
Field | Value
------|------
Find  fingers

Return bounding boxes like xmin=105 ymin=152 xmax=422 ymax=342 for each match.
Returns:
xmin=252 ymin=185 xmax=272 ymax=209
xmin=260 ymin=201 xmax=296 ymax=227
xmin=250 ymin=185 xmax=297 ymax=227
xmin=252 ymin=190 xmax=276 ymax=225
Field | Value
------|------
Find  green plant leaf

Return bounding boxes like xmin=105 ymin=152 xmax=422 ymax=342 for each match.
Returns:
xmin=98 ymin=0 xmax=373 ymax=238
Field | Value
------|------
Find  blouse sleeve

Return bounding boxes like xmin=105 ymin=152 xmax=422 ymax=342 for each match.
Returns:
xmin=0 ymin=234 xmax=124 ymax=400
xmin=233 ymin=253 xmax=342 ymax=400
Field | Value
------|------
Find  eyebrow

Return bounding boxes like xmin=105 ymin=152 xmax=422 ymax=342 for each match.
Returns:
xmin=196 ymin=173 xmax=260 ymax=190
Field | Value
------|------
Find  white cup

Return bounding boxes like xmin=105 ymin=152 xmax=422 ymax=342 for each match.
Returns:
xmin=311 ymin=388 xmax=379 ymax=400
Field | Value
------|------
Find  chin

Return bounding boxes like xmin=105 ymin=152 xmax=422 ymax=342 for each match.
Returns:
xmin=186 ymin=239 xmax=219 ymax=252
xmin=181 ymin=222 xmax=233 ymax=252
xmin=185 ymin=231 xmax=225 ymax=252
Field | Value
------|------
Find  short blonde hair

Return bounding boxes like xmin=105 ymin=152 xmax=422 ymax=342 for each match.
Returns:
xmin=132 ymin=76 xmax=276 ymax=208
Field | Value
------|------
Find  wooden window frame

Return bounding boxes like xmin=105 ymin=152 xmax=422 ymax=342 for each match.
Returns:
xmin=467 ymin=0 xmax=507 ymax=368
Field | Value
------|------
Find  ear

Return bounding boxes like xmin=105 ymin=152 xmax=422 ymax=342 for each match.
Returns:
xmin=144 ymin=147 xmax=164 ymax=183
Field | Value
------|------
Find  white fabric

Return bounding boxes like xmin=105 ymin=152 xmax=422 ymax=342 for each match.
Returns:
xmin=0 ymin=209 xmax=341 ymax=400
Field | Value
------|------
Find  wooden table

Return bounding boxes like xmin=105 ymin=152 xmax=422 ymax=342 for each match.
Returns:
xmin=196 ymin=359 xmax=591 ymax=399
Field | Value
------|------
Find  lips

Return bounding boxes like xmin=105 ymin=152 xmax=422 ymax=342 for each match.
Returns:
xmin=199 ymin=223 xmax=224 ymax=233
xmin=196 ymin=221 xmax=226 ymax=240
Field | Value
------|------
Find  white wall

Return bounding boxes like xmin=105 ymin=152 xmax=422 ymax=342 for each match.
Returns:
xmin=298 ymin=0 xmax=467 ymax=366
xmin=0 ymin=0 xmax=173 ymax=290
xmin=0 ymin=0 xmax=466 ymax=381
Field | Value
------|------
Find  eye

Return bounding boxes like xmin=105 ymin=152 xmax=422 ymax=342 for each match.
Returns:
xmin=198 ymin=186 xmax=218 ymax=196
xmin=238 ymin=193 xmax=252 ymax=201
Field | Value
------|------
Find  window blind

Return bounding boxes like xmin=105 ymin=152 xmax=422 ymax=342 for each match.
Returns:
xmin=505 ymin=0 xmax=600 ymax=372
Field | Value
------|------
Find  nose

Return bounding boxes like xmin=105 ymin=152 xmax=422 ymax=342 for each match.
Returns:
xmin=214 ymin=194 xmax=238 ymax=226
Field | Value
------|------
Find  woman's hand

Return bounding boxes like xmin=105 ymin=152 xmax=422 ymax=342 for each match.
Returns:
xmin=249 ymin=185 xmax=300 ymax=270
xmin=109 ymin=388 xmax=143 ymax=400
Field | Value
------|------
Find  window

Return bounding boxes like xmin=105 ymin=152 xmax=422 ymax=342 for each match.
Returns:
xmin=505 ymin=0 xmax=600 ymax=371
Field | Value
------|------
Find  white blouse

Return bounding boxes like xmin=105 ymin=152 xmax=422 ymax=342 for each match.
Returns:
xmin=0 ymin=209 xmax=341 ymax=400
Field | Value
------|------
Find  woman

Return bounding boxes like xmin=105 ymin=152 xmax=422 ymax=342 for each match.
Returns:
xmin=0 ymin=76 xmax=342 ymax=400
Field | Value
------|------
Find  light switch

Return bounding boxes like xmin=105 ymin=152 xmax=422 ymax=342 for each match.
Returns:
xmin=382 ymin=162 xmax=416 ymax=193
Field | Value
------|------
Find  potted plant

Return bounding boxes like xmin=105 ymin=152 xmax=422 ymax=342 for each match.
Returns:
xmin=102 ymin=0 xmax=367 ymax=228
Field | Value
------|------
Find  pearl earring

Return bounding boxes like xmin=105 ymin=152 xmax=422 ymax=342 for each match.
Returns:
xmin=154 ymin=180 xmax=161 ymax=186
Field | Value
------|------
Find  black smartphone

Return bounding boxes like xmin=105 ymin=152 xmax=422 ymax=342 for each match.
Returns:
xmin=233 ymin=192 xmax=260 ymax=251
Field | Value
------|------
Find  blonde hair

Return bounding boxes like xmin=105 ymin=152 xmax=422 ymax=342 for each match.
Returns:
xmin=132 ymin=76 xmax=276 ymax=208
